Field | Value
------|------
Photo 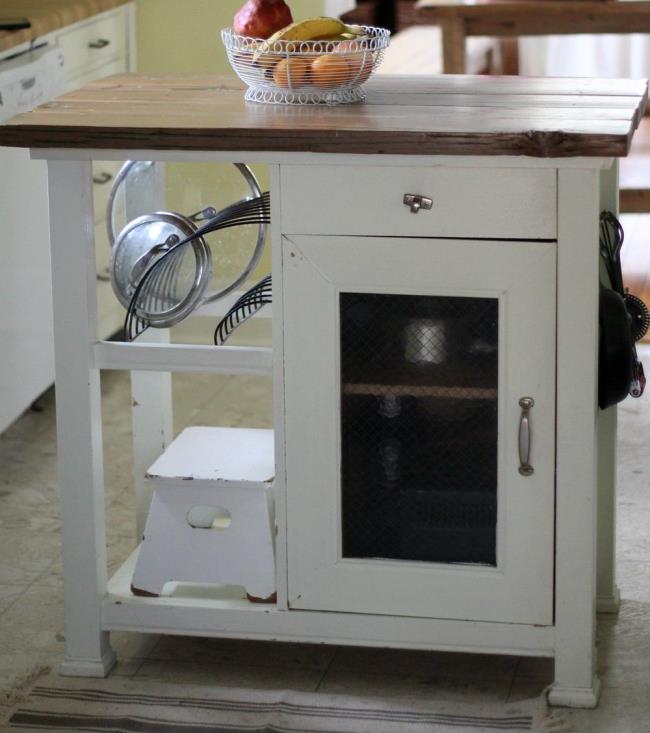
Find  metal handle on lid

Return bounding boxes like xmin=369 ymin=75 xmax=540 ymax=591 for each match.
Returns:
xmin=518 ymin=397 xmax=535 ymax=476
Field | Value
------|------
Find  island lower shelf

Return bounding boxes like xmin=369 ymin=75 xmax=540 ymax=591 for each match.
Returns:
xmin=104 ymin=546 xmax=554 ymax=657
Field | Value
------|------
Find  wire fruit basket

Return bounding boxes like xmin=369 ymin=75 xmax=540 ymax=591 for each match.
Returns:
xmin=221 ymin=26 xmax=390 ymax=105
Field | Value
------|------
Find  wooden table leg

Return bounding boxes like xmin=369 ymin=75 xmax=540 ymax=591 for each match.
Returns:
xmin=47 ymin=159 xmax=116 ymax=677
xmin=441 ymin=18 xmax=467 ymax=74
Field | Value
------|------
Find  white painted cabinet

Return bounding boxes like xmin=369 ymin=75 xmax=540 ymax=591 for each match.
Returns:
xmin=0 ymin=4 xmax=134 ymax=433
xmin=17 ymin=68 xmax=641 ymax=707
xmin=282 ymin=233 xmax=557 ymax=624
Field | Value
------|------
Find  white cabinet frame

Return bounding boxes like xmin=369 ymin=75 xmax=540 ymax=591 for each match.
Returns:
xmin=41 ymin=150 xmax=618 ymax=709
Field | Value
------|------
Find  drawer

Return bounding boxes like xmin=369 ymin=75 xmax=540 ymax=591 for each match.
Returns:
xmin=93 ymin=160 xmax=124 ymax=225
xmin=280 ymin=165 xmax=557 ymax=240
xmin=97 ymin=277 xmax=125 ymax=339
xmin=57 ymin=9 xmax=127 ymax=79
xmin=95 ymin=219 xmax=112 ymax=277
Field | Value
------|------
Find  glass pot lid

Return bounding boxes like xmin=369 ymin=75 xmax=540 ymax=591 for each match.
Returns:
xmin=109 ymin=211 xmax=212 ymax=328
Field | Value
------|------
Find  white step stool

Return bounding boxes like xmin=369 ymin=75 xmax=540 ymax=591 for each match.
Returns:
xmin=131 ymin=426 xmax=276 ymax=602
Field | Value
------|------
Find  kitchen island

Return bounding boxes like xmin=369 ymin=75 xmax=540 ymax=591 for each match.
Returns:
xmin=0 ymin=72 xmax=646 ymax=708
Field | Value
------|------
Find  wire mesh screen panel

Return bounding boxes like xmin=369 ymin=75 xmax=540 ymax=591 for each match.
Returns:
xmin=340 ymin=292 xmax=499 ymax=566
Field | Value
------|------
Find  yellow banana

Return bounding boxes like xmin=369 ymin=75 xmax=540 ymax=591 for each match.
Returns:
xmin=253 ymin=17 xmax=363 ymax=63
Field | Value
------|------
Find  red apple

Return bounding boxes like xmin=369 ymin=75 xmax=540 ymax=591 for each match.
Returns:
xmin=233 ymin=0 xmax=293 ymax=39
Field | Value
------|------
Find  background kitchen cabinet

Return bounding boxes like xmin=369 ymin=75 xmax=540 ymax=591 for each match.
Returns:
xmin=0 ymin=4 xmax=135 ymax=434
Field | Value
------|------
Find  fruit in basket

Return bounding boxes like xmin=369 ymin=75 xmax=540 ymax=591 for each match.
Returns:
xmin=233 ymin=0 xmax=293 ymax=39
xmin=273 ymin=57 xmax=310 ymax=88
xmin=252 ymin=17 xmax=363 ymax=62
xmin=311 ymin=54 xmax=352 ymax=89
xmin=336 ymin=40 xmax=373 ymax=83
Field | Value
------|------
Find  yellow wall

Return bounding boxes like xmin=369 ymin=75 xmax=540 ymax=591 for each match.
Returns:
xmin=136 ymin=0 xmax=325 ymax=73
xmin=134 ymin=0 xmax=325 ymax=285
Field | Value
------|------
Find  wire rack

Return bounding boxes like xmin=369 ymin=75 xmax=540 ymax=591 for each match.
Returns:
xmin=221 ymin=26 xmax=390 ymax=105
xmin=214 ymin=274 xmax=272 ymax=345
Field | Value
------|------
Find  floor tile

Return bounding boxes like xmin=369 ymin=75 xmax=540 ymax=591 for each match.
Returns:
xmin=0 ymin=530 xmax=61 ymax=586
xmin=110 ymin=631 xmax=160 ymax=661
xmin=511 ymin=656 xmax=554 ymax=681
xmin=506 ymin=675 xmax=549 ymax=703
xmin=564 ymin=686 xmax=650 ymax=733
xmin=329 ymin=646 xmax=517 ymax=680
xmin=0 ymin=587 xmax=65 ymax=657
xmin=317 ymin=665 xmax=513 ymax=703
xmin=134 ymin=659 xmax=322 ymax=691
xmin=0 ymin=587 xmax=26 ymax=617
xmin=596 ymin=599 xmax=650 ymax=688
xmin=149 ymin=635 xmax=336 ymax=671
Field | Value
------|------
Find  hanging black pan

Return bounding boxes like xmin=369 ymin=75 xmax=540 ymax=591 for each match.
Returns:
xmin=599 ymin=287 xmax=634 ymax=409
xmin=598 ymin=211 xmax=647 ymax=409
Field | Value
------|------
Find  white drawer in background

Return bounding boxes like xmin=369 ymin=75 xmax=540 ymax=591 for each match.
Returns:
xmin=280 ymin=165 xmax=557 ymax=240
xmin=95 ymin=219 xmax=112 ymax=278
xmin=57 ymin=10 xmax=127 ymax=79
xmin=92 ymin=160 xmax=124 ymax=225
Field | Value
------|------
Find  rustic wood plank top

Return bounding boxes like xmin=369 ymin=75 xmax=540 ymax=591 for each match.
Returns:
xmin=416 ymin=0 xmax=650 ymax=36
xmin=0 ymin=73 xmax=647 ymax=158
xmin=0 ymin=0 xmax=130 ymax=54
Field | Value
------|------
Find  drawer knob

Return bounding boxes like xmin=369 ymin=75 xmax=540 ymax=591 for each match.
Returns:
xmin=93 ymin=171 xmax=113 ymax=185
xmin=403 ymin=193 xmax=433 ymax=214
xmin=88 ymin=38 xmax=111 ymax=49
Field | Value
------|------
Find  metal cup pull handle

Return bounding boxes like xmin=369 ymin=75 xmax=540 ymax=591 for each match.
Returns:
xmin=518 ymin=397 xmax=535 ymax=476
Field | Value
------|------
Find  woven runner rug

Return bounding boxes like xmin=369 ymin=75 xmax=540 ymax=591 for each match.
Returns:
xmin=5 ymin=674 xmax=569 ymax=733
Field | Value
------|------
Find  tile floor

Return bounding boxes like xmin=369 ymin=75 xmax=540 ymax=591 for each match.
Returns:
xmin=0 ymin=334 xmax=649 ymax=732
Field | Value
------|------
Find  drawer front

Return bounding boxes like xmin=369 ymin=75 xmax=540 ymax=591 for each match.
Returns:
xmin=57 ymin=9 xmax=127 ymax=79
xmin=280 ymin=165 xmax=556 ymax=240
xmin=93 ymin=160 xmax=125 ymax=225
xmin=95 ymin=219 xmax=112 ymax=277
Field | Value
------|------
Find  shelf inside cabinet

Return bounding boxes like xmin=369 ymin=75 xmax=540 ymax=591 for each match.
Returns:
xmin=342 ymin=383 xmax=498 ymax=400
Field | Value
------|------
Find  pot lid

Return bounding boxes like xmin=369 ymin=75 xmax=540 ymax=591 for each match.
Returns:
xmin=110 ymin=211 xmax=212 ymax=328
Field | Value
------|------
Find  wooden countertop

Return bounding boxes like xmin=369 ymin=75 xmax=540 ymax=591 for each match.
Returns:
xmin=416 ymin=0 xmax=650 ymax=37
xmin=0 ymin=72 xmax=647 ymax=157
xmin=0 ymin=0 xmax=130 ymax=54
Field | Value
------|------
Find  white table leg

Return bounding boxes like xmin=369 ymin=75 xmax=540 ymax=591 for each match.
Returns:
xmin=47 ymin=159 xmax=115 ymax=677
xmin=123 ymin=161 xmax=174 ymax=537
xmin=131 ymin=334 xmax=173 ymax=538
xmin=550 ymin=168 xmax=601 ymax=708
xmin=596 ymin=160 xmax=621 ymax=614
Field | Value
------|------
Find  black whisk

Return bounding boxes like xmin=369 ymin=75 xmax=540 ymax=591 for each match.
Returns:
xmin=599 ymin=210 xmax=648 ymax=398
xmin=599 ymin=211 xmax=626 ymax=295
xmin=214 ymin=274 xmax=272 ymax=345
xmin=125 ymin=192 xmax=271 ymax=341
xmin=600 ymin=210 xmax=650 ymax=341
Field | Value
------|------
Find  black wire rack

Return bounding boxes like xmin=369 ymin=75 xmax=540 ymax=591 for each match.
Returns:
xmin=214 ymin=275 xmax=272 ymax=346
xmin=124 ymin=192 xmax=271 ymax=341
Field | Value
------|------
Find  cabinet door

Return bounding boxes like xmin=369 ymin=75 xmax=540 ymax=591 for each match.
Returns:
xmin=283 ymin=235 xmax=556 ymax=625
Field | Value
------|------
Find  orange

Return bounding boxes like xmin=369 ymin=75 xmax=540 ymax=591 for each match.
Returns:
xmin=335 ymin=40 xmax=373 ymax=84
xmin=272 ymin=57 xmax=310 ymax=88
xmin=311 ymin=54 xmax=351 ymax=89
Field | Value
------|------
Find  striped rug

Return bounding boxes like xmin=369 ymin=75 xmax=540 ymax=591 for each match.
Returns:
xmin=4 ymin=675 xmax=562 ymax=733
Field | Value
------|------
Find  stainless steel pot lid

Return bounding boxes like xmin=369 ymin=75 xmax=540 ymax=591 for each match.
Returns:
xmin=109 ymin=211 xmax=212 ymax=327
xmin=107 ymin=162 xmax=267 ymax=307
